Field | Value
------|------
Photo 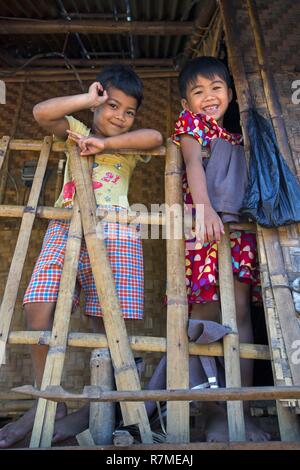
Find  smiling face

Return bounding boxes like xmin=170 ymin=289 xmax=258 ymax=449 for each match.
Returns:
xmin=181 ymin=74 xmax=232 ymax=126
xmin=92 ymin=86 xmax=137 ymax=137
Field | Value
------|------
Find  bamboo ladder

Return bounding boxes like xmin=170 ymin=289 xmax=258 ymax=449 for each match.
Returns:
xmin=1 ymin=137 xmax=296 ymax=446
xmin=0 ymin=138 xmax=191 ymax=446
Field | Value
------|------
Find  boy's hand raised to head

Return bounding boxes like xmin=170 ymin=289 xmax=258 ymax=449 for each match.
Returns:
xmin=67 ymin=130 xmax=105 ymax=155
xmin=87 ymin=82 xmax=108 ymax=109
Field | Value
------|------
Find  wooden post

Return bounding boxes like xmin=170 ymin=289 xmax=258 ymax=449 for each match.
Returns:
xmin=165 ymin=140 xmax=189 ymax=443
xmin=218 ymin=225 xmax=246 ymax=441
xmin=67 ymin=143 xmax=153 ymax=444
xmin=29 ymin=199 xmax=82 ymax=448
xmin=89 ymin=349 xmax=115 ymax=445
xmin=0 ymin=137 xmax=52 ymax=365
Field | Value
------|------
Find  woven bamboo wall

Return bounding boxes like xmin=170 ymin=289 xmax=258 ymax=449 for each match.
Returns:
xmin=0 ymin=77 xmax=181 ymax=397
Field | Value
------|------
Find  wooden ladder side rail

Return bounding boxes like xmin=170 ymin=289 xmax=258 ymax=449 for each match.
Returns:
xmin=220 ymin=0 xmax=300 ymax=441
xmin=219 ymin=225 xmax=246 ymax=441
xmin=29 ymin=199 xmax=82 ymax=448
xmin=165 ymin=140 xmax=189 ymax=443
xmin=67 ymin=143 xmax=153 ymax=444
xmin=0 ymin=136 xmax=10 ymax=173
xmin=0 ymin=136 xmax=52 ymax=365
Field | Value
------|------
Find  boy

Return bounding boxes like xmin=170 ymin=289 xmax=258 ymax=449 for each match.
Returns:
xmin=0 ymin=64 xmax=162 ymax=447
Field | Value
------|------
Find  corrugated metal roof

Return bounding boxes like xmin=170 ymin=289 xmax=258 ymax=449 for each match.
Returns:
xmin=0 ymin=0 xmax=216 ymax=65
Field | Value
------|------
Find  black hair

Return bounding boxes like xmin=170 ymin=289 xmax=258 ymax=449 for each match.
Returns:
xmin=96 ymin=63 xmax=143 ymax=109
xmin=178 ymin=56 xmax=232 ymax=99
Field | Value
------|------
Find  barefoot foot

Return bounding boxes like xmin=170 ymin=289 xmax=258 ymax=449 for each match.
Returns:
xmin=0 ymin=401 xmax=67 ymax=448
xmin=52 ymin=404 xmax=90 ymax=443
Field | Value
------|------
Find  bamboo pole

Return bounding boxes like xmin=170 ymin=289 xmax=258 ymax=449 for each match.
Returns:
xmin=165 ymin=140 xmax=189 ymax=443
xmin=0 ymin=136 xmax=10 ymax=203
xmin=67 ymin=143 xmax=152 ymax=444
xmin=0 ymin=204 xmax=166 ymax=226
xmin=2 ymin=72 xmax=179 ymax=83
xmin=0 ymin=204 xmax=255 ymax=233
xmin=13 ymin=384 xmax=300 ymax=403
xmin=0 ymin=20 xmax=194 ymax=35
xmin=219 ymin=0 xmax=300 ymax=442
xmin=7 ymin=330 xmax=271 ymax=360
xmin=14 ymin=58 xmax=174 ymax=68
xmin=0 ymin=67 xmax=177 ymax=76
xmin=246 ymin=0 xmax=297 ymax=175
xmin=218 ymin=224 xmax=246 ymax=441
xmin=0 ymin=137 xmax=52 ymax=366
xmin=30 ymin=199 xmax=82 ymax=448
xmin=54 ymin=159 xmax=64 ymax=201
xmin=7 ymin=139 xmax=166 ymax=155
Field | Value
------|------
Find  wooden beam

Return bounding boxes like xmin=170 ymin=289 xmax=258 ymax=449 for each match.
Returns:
xmin=14 ymin=58 xmax=174 ymax=68
xmin=13 ymin=384 xmax=300 ymax=403
xmin=7 ymin=330 xmax=271 ymax=360
xmin=0 ymin=20 xmax=194 ymax=36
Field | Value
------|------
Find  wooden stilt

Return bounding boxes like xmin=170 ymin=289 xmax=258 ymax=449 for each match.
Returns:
xmin=29 ymin=199 xmax=82 ymax=448
xmin=165 ymin=140 xmax=189 ymax=443
xmin=218 ymin=225 xmax=246 ymax=441
xmin=67 ymin=143 xmax=153 ymax=444
xmin=0 ymin=137 xmax=52 ymax=365
xmin=89 ymin=349 xmax=115 ymax=445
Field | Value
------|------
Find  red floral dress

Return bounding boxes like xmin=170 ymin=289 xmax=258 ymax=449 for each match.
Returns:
xmin=173 ymin=110 xmax=261 ymax=304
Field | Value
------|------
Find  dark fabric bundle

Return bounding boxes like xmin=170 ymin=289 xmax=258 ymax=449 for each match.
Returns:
xmin=241 ymin=109 xmax=300 ymax=227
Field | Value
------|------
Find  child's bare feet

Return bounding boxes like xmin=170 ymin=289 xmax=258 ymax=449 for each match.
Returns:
xmin=52 ymin=405 xmax=89 ymax=443
xmin=204 ymin=403 xmax=271 ymax=442
xmin=0 ymin=402 xmax=67 ymax=448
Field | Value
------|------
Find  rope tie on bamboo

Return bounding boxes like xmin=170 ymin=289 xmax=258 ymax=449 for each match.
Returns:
xmin=48 ymin=346 xmax=67 ymax=354
xmin=165 ymin=170 xmax=182 ymax=176
xmin=24 ymin=205 xmax=36 ymax=213
xmin=113 ymin=364 xmax=140 ymax=375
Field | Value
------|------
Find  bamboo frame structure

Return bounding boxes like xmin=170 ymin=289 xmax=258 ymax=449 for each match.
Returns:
xmin=165 ymin=140 xmax=189 ymax=443
xmin=220 ymin=0 xmax=300 ymax=441
xmin=30 ymin=198 xmax=83 ymax=448
xmin=67 ymin=143 xmax=153 ymax=443
xmin=0 ymin=137 xmax=52 ymax=366
xmin=218 ymin=225 xmax=246 ymax=441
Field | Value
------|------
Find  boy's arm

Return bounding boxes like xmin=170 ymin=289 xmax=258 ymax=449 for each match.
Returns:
xmin=103 ymin=129 xmax=163 ymax=150
xmin=33 ymin=82 xmax=107 ymax=139
xmin=67 ymin=129 xmax=163 ymax=155
xmin=180 ymin=135 xmax=224 ymax=243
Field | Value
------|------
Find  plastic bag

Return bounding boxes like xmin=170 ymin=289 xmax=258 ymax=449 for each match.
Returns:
xmin=241 ymin=109 xmax=300 ymax=227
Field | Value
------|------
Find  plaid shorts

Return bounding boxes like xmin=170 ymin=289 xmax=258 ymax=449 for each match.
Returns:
xmin=23 ymin=218 xmax=144 ymax=319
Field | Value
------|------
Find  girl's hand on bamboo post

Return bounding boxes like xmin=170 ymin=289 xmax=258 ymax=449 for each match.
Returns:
xmin=67 ymin=130 xmax=105 ymax=155
xmin=87 ymin=81 xmax=108 ymax=109
xmin=203 ymin=204 xmax=225 ymax=243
